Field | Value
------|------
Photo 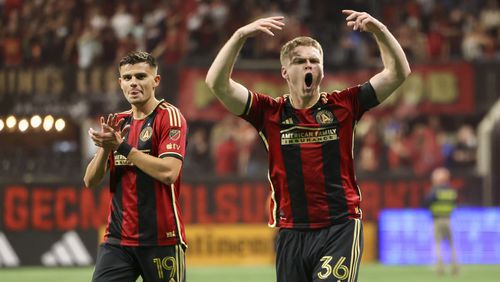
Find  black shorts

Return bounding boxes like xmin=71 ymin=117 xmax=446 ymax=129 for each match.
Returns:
xmin=92 ymin=243 xmax=186 ymax=282
xmin=276 ymin=219 xmax=363 ymax=282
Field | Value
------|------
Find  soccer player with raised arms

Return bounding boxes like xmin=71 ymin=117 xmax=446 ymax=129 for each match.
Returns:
xmin=206 ymin=10 xmax=410 ymax=282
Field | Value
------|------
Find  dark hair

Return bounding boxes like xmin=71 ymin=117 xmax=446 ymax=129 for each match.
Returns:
xmin=119 ymin=51 xmax=157 ymax=68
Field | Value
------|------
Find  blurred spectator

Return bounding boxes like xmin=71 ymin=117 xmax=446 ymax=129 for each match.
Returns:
xmin=356 ymin=115 xmax=384 ymax=173
xmin=98 ymin=26 xmax=119 ymax=64
xmin=130 ymin=5 xmax=146 ymax=52
xmin=479 ymin=0 xmax=500 ymax=32
xmin=114 ymin=33 xmax=137 ymax=64
xmin=184 ymin=126 xmax=213 ymax=176
xmin=395 ymin=21 xmax=427 ymax=63
xmin=451 ymin=124 xmax=477 ymax=168
xmin=423 ymin=167 xmax=460 ymax=275
xmin=409 ymin=121 xmax=444 ymax=176
xmin=3 ymin=0 xmax=22 ymax=16
xmin=234 ymin=119 xmax=259 ymax=176
xmin=445 ymin=8 xmax=466 ymax=59
xmin=214 ymin=136 xmax=238 ymax=176
xmin=143 ymin=1 xmax=167 ymax=51
xmin=43 ymin=13 xmax=71 ymax=65
xmin=439 ymin=131 xmax=456 ymax=167
xmin=462 ymin=15 xmax=495 ymax=60
xmin=77 ymin=23 xmax=102 ymax=69
xmin=188 ymin=7 xmax=220 ymax=57
xmin=152 ymin=16 xmax=188 ymax=66
xmin=208 ymin=0 xmax=229 ymax=29
xmin=2 ymin=13 xmax=22 ymax=66
xmin=110 ymin=3 xmax=133 ymax=40
xmin=358 ymin=127 xmax=383 ymax=173
xmin=208 ymin=115 xmax=261 ymax=177
xmin=210 ymin=115 xmax=239 ymax=176
xmin=253 ymin=3 xmax=288 ymax=59
xmin=426 ymin=19 xmax=448 ymax=62
xmin=330 ymin=24 xmax=366 ymax=68
xmin=386 ymin=123 xmax=413 ymax=172
xmin=88 ymin=5 xmax=107 ymax=33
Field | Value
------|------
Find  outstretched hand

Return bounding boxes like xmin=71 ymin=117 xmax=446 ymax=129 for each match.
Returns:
xmin=236 ymin=16 xmax=285 ymax=39
xmin=342 ymin=10 xmax=385 ymax=34
xmin=88 ymin=114 xmax=130 ymax=151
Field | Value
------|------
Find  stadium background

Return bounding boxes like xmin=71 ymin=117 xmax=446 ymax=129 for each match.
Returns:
xmin=1 ymin=0 xmax=500 ymax=281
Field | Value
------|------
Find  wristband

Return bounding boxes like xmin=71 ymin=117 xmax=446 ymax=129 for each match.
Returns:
xmin=117 ymin=142 xmax=133 ymax=158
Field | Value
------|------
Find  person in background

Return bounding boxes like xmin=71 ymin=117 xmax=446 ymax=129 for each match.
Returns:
xmin=424 ymin=166 xmax=460 ymax=275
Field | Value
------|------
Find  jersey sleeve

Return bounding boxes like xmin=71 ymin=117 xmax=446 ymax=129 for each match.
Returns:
xmin=238 ymin=90 xmax=276 ymax=130
xmin=157 ymin=106 xmax=187 ymax=161
xmin=334 ymin=82 xmax=380 ymax=121
xmin=358 ymin=82 xmax=380 ymax=112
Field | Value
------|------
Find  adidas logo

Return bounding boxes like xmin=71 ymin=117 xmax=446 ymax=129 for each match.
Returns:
xmin=0 ymin=232 xmax=20 ymax=267
xmin=41 ymin=231 xmax=93 ymax=266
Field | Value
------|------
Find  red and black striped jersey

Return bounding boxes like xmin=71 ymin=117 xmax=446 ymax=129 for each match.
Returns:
xmin=105 ymin=100 xmax=187 ymax=247
xmin=240 ymin=83 xmax=379 ymax=229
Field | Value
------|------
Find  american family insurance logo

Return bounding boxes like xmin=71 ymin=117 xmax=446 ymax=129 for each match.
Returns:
xmin=281 ymin=126 xmax=338 ymax=145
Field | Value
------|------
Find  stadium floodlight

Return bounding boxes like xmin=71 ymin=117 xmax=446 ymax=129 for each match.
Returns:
xmin=0 ymin=119 xmax=4 ymax=131
xmin=30 ymin=115 xmax=42 ymax=128
xmin=6 ymin=115 xmax=16 ymax=129
xmin=18 ymin=118 xmax=29 ymax=132
xmin=43 ymin=115 xmax=54 ymax=131
xmin=55 ymin=118 xmax=66 ymax=132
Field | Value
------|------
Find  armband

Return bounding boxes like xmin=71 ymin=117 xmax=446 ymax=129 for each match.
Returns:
xmin=117 ymin=142 xmax=133 ymax=158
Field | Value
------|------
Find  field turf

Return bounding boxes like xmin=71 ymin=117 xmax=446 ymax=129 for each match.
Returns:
xmin=0 ymin=264 xmax=499 ymax=281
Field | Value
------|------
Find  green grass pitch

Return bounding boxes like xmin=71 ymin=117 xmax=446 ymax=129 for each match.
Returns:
xmin=0 ymin=264 xmax=499 ymax=281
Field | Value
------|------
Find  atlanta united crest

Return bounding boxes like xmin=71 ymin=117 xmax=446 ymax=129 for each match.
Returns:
xmin=140 ymin=126 xmax=153 ymax=141
xmin=315 ymin=110 xmax=334 ymax=125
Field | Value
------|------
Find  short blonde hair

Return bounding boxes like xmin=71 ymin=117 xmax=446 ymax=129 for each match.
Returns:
xmin=280 ymin=36 xmax=323 ymax=66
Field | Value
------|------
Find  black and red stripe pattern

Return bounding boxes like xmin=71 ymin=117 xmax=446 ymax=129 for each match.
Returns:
xmin=105 ymin=100 xmax=187 ymax=247
xmin=241 ymin=83 xmax=379 ymax=229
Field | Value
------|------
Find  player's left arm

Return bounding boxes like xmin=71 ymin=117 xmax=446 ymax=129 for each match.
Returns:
xmin=343 ymin=10 xmax=411 ymax=103
xmin=125 ymin=149 xmax=183 ymax=185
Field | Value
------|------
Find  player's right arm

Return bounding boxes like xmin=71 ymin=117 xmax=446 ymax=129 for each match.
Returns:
xmin=83 ymin=115 xmax=115 ymax=188
xmin=205 ymin=16 xmax=285 ymax=115
xmin=83 ymin=146 xmax=111 ymax=189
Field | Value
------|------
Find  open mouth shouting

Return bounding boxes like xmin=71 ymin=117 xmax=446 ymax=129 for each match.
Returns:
xmin=305 ymin=73 xmax=313 ymax=88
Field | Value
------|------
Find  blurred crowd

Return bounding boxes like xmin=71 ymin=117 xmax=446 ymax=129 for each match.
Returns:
xmin=353 ymin=115 xmax=478 ymax=177
xmin=183 ymin=117 xmax=268 ymax=179
xmin=1 ymin=0 xmax=492 ymax=180
xmin=1 ymin=0 xmax=500 ymax=68
xmin=181 ymin=114 xmax=479 ymax=179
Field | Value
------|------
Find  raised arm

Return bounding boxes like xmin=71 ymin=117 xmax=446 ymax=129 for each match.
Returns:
xmin=83 ymin=116 xmax=113 ymax=188
xmin=343 ymin=10 xmax=411 ymax=103
xmin=205 ymin=16 xmax=285 ymax=115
